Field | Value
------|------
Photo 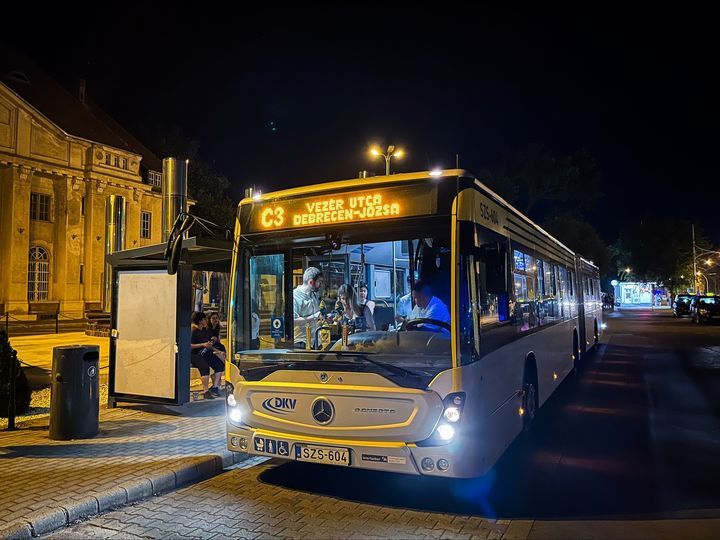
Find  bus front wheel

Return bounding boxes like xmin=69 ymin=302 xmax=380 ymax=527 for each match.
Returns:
xmin=522 ymin=372 xmax=538 ymax=432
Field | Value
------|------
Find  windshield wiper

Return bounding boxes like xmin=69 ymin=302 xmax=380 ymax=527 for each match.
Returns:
xmin=331 ymin=352 xmax=422 ymax=380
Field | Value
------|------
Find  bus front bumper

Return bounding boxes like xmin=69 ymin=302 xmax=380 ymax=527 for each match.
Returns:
xmin=227 ymin=424 xmax=466 ymax=477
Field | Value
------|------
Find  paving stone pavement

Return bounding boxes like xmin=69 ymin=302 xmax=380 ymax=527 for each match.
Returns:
xmin=48 ymin=459 xmax=516 ymax=540
xmin=0 ymin=399 xmax=247 ymax=537
xmin=47 ymin=458 xmax=720 ymax=540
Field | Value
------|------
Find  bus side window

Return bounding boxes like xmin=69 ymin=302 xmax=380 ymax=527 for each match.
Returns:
xmin=479 ymin=242 xmax=508 ymax=323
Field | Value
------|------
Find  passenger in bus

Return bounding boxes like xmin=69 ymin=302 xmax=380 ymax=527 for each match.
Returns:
xmin=395 ymin=275 xmax=413 ymax=322
xmin=190 ymin=311 xmax=225 ymax=399
xmin=207 ymin=312 xmax=227 ymax=361
xmin=357 ymin=282 xmax=375 ymax=313
xmin=293 ymin=267 xmax=324 ymax=348
xmin=337 ymin=283 xmax=375 ymax=331
xmin=407 ymin=281 xmax=450 ymax=332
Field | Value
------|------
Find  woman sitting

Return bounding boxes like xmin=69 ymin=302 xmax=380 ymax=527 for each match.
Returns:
xmin=357 ymin=282 xmax=376 ymax=313
xmin=190 ymin=311 xmax=225 ymax=399
xmin=207 ymin=311 xmax=227 ymax=361
xmin=337 ymin=284 xmax=375 ymax=331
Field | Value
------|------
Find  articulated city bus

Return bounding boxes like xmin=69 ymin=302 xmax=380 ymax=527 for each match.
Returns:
xmin=226 ymin=170 xmax=601 ymax=478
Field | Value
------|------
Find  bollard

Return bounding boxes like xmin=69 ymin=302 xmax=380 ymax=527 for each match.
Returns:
xmin=6 ymin=346 xmax=17 ymax=431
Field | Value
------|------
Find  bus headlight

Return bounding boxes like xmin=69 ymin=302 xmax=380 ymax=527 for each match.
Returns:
xmin=443 ymin=406 xmax=461 ymax=423
xmin=227 ymin=393 xmax=237 ymax=407
xmin=442 ymin=392 xmax=465 ymax=423
xmin=229 ymin=408 xmax=242 ymax=423
xmin=436 ymin=423 xmax=455 ymax=441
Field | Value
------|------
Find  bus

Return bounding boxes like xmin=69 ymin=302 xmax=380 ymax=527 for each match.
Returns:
xmin=225 ymin=169 xmax=602 ymax=478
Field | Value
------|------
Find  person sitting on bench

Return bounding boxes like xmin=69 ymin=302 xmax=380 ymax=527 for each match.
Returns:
xmin=190 ymin=311 xmax=225 ymax=399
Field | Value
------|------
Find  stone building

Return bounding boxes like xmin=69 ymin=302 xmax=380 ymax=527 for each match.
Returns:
xmin=0 ymin=51 xmax=164 ymax=318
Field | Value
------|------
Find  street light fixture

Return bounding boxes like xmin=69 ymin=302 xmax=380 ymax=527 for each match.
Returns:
xmin=369 ymin=144 xmax=405 ymax=175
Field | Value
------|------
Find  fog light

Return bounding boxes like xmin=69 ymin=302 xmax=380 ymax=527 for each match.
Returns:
xmin=421 ymin=457 xmax=435 ymax=471
xmin=443 ymin=407 xmax=460 ymax=423
xmin=231 ymin=436 xmax=240 ymax=447
xmin=227 ymin=393 xmax=237 ymax=407
xmin=229 ymin=408 xmax=242 ymax=423
xmin=437 ymin=459 xmax=449 ymax=471
xmin=239 ymin=437 xmax=248 ymax=450
xmin=436 ymin=423 xmax=455 ymax=441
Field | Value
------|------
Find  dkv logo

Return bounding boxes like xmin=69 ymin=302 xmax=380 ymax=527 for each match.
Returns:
xmin=261 ymin=396 xmax=297 ymax=415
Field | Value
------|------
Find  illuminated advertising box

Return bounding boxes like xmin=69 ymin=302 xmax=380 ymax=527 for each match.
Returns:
xmin=246 ymin=183 xmax=438 ymax=233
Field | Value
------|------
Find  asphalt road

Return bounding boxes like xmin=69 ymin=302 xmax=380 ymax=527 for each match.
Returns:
xmin=51 ymin=309 xmax=720 ymax=538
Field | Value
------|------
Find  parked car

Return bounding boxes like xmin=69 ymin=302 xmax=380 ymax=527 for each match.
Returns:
xmin=690 ymin=295 xmax=720 ymax=324
xmin=673 ymin=293 xmax=693 ymax=317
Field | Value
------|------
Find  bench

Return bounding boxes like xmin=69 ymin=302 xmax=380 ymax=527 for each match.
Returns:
xmin=28 ymin=301 xmax=60 ymax=320
xmin=27 ymin=301 xmax=60 ymax=332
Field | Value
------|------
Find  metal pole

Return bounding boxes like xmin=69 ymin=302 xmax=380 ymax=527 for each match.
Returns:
xmin=385 ymin=155 xmax=390 ymax=176
xmin=392 ymin=241 xmax=397 ymax=321
xmin=55 ymin=309 xmax=59 ymax=334
xmin=7 ymin=348 xmax=17 ymax=431
xmin=4 ymin=312 xmax=7 ymax=334
xmin=692 ymin=224 xmax=698 ymax=294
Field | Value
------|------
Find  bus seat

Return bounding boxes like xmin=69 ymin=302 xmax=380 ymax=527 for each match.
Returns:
xmin=373 ymin=306 xmax=395 ymax=331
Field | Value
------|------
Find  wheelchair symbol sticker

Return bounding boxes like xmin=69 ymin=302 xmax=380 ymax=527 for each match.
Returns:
xmin=277 ymin=441 xmax=289 ymax=456
xmin=270 ymin=317 xmax=284 ymax=339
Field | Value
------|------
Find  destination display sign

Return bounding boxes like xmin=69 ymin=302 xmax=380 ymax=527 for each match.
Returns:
xmin=246 ymin=184 xmax=438 ymax=232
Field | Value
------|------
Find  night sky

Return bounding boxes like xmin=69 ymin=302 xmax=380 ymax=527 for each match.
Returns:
xmin=3 ymin=5 xmax=719 ymax=242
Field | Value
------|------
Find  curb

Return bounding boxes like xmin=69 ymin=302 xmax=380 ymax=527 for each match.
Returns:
xmin=0 ymin=449 xmax=249 ymax=538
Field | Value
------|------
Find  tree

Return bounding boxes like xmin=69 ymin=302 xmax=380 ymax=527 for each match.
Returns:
xmin=542 ymin=213 xmax=612 ymax=277
xmin=153 ymin=126 xmax=236 ymax=231
xmin=613 ymin=219 xmax=709 ymax=287
xmin=480 ymin=144 xmax=602 ymax=221
xmin=0 ymin=329 xmax=31 ymax=417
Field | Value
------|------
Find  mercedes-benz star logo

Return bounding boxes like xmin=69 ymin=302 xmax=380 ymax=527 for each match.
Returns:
xmin=311 ymin=397 xmax=334 ymax=425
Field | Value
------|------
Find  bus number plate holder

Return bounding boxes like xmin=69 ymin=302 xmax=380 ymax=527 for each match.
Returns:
xmin=295 ymin=444 xmax=351 ymax=466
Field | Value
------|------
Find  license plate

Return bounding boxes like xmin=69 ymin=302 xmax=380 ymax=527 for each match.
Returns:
xmin=295 ymin=444 xmax=351 ymax=466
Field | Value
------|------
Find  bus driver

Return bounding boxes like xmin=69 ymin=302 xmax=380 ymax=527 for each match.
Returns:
xmin=293 ymin=267 xmax=324 ymax=348
xmin=407 ymin=281 xmax=450 ymax=333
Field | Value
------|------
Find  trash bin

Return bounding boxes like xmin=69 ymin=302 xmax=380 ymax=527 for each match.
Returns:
xmin=49 ymin=345 xmax=100 ymax=440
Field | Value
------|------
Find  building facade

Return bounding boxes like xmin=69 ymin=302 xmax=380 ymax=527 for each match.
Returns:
xmin=0 ymin=56 xmax=164 ymax=318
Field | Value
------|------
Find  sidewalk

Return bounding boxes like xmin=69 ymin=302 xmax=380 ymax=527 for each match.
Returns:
xmin=0 ymin=399 xmax=245 ymax=538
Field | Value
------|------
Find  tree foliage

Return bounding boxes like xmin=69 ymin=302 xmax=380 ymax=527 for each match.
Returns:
xmin=480 ymin=144 xmax=602 ymax=219
xmin=542 ymin=213 xmax=612 ymax=277
xmin=479 ymin=144 xmax=610 ymax=277
xmin=612 ymin=219 xmax=710 ymax=286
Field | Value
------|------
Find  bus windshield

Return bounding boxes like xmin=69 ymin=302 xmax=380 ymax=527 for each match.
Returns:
xmin=231 ymin=231 xmax=453 ymax=388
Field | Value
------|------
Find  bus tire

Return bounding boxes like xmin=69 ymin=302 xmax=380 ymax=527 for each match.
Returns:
xmin=593 ymin=320 xmax=599 ymax=346
xmin=572 ymin=330 xmax=581 ymax=373
xmin=522 ymin=362 xmax=538 ymax=433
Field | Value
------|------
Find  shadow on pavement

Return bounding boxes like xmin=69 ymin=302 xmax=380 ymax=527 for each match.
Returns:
xmin=259 ymin=334 xmax=720 ymax=520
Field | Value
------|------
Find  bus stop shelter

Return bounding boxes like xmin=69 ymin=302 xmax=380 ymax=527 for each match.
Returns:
xmin=106 ymin=236 xmax=232 ymax=406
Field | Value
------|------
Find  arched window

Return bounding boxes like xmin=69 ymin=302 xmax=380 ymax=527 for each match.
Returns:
xmin=28 ymin=247 xmax=49 ymax=301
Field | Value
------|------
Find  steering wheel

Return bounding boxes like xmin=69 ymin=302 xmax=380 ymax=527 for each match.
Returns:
xmin=403 ymin=318 xmax=451 ymax=332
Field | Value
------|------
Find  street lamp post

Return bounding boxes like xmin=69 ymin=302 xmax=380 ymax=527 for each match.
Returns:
xmin=370 ymin=145 xmax=405 ymax=175
xmin=697 ymin=271 xmax=709 ymax=294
